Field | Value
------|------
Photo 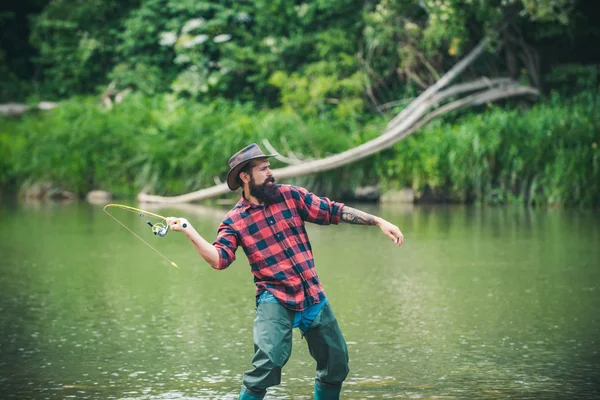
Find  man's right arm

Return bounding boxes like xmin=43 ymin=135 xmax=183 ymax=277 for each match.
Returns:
xmin=166 ymin=217 xmax=225 ymax=269
xmin=184 ymin=224 xmax=221 ymax=269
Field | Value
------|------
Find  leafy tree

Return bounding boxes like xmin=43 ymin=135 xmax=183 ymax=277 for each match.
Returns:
xmin=110 ymin=0 xmax=365 ymax=109
xmin=360 ymin=0 xmax=582 ymax=107
xmin=29 ymin=0 xmax=138 ymax=96
xmin=11 ymin=0 xmax=598 ymax=109
xmin=0 ymin=1 xmax=48 ymax=101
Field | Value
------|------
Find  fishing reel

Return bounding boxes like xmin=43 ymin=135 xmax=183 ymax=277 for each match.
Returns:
xmin=147 ymin=221 xmax=169 ymax=237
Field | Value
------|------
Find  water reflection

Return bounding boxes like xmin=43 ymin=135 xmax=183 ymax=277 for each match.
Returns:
xmin=0 ymin=203 xmax=598 ymax=399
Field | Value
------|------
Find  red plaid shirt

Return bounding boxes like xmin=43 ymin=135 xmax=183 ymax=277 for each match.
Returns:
xmin=213 ymin=184 xmax=345 ymax=311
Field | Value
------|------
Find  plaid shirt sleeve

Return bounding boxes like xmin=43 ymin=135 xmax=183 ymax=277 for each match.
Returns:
xmin=213 ymin=221 xmax=239 ymax=269
xmin=291 ymin=185 xmax=345 ymax=225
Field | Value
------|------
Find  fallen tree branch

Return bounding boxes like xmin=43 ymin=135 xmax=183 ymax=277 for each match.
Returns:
xmin=376 ymin=98 xmax=414 ymax=112
xmin=268 ymin=85 xmax=537 ymax=180
xmin=0 ymin=102 xmax=59 ymax=117
xmin=102 ymin=81 xmax=132 ymax=109
xmin=387 ymin=38 xmax=489 ymax=131
xmin=407 ymin=84 xmax=539 ymax=134
xmin=138 ymin=202 xmax=225 ymax=221
xmin=138 ymin=81 xmax=537 ymax=204
xmin=137 ymin=38 xmax=539 ymax=204
xmin=262 ymin=139 xmax=303 ymax=165
xmin=431 ymin=77 xmax=513 ymax=102
xmin=262 ymin=138 xmax=314 ymax=165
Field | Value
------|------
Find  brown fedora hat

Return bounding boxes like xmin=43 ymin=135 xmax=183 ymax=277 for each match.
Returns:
xmin=226 ymin=143 xmax=277 ymax=190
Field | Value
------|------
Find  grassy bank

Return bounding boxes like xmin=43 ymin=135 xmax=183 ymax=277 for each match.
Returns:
xmin=377 ymin=91 xmax=599 ymax=206
xmin=1 ymin=91 xmax=598 ymax=207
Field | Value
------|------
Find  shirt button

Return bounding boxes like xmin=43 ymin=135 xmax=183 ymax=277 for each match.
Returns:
xmin=268 ymin=218 xmax=275 ymax=225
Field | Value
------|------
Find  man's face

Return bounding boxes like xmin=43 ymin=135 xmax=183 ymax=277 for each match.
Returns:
xmin=249 ymin=159 xmax=274 ymax=186
xmin=246 ymin=159 xmax=278 ymax=203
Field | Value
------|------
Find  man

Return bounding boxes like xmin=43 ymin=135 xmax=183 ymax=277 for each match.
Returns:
xmin=166 ymin=143 xmax=403 ymax=400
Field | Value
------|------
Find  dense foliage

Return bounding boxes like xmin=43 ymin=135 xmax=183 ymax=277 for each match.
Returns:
xmin=1 ymin=89 xmax=598 ymax=206
xmin=3 ymin=0 xmax=597 ymax=105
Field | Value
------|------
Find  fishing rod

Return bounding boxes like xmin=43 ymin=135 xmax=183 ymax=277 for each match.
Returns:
xmin=103 ymin=204 xmax=187 ymax=268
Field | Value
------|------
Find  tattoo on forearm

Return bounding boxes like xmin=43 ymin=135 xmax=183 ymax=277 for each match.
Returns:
xmin=341 ymin=206 xmax=378 ymax=225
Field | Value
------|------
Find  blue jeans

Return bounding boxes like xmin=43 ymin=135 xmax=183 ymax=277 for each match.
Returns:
xmin=256 ymin=290 xmax=327 ymax=333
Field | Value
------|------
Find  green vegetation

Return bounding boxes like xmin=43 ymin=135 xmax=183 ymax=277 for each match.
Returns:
xmin=0 ymin=94 xmax=380 ymax=197
xmin=380 ymin=90 xmax=599 ymax=207
xmin=2 ymin=89 xmax=597 ymax=206
xmin=1 ymin=0 xmax=599 ymax=206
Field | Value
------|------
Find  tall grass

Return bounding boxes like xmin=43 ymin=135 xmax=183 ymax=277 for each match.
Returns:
xmin=0 ymin=95 xmax=367 ymax=197
xmin=1 ymin=91 xmax=598 ymax=206
xmin=380 ymin=91 xmax=599 ymax=206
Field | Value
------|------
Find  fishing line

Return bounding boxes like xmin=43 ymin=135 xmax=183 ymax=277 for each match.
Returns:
xmin=103 ymin=204 xmax=180 ymax=268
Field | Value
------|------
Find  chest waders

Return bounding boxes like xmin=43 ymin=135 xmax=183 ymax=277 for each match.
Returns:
xmin=238 ymin=299 xmax=349 ymax=399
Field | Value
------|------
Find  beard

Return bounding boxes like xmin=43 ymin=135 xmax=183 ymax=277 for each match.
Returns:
xmin=249 ymin=176 xmax=279 ymax=204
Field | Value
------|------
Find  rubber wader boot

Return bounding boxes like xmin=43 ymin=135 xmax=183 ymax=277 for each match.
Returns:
xmin=314 ymin=383 xmax=341 ymax=400
xmin=238 ymin=389 xmax=263 ymax=400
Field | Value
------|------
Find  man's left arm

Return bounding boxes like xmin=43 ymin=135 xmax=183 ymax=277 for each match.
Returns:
xmin=341 ymin=206 xmax=404 ymax=246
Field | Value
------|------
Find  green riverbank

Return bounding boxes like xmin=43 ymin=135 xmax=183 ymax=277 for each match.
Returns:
xmin=1 ymin=90 xmax=598 ymax=207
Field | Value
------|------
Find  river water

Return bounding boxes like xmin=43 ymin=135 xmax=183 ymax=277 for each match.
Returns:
xmin=0 ymin=201 xmax=598 ymax=399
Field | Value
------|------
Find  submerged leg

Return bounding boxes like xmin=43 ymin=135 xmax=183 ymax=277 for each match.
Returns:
xmin=304 ymin=302 xmax=349 ymax=399
xmin=240 ymin=302 xmax=294 ymax=399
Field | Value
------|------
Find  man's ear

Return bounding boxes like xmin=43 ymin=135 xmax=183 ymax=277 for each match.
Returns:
xmin=240 ymin=171 xmax=251 ymax=185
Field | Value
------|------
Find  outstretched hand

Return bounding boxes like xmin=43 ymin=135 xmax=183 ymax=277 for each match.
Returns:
xmin=166 ymin=217 xmax=190 ymax=232
xmin=378 ymin=219 xmax=404 ymax=247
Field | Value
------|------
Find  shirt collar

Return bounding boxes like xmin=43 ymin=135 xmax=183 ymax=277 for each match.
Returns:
xmin=238 ymin=194 xmax=264 ymax=212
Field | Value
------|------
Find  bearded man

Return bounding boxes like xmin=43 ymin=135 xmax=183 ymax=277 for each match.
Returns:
xmin=166 ymin=143 xmax=404 ymax=400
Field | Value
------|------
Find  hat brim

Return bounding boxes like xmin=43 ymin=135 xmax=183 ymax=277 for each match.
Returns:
xmin=226 ymin=154 xmax=277 ymax=191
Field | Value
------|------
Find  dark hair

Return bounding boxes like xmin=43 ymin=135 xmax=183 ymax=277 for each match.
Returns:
xmin=235 ymin=161 xmax=255 ymax=188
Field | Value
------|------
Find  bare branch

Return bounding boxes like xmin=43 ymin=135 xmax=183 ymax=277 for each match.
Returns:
xmin=417 ymin=85 xmax=539 ymax=127
xmin=138 ymin=81 xmax=537 ymax=204
xmin=139 ymin=183 xmax=231 ymax=204
xmin=38 ymin=102 xmax=59 ymax=111
xmin=387 ymin=38 xmax=490 ymax=130
xmin=407 ymin=69 xmax=429 ymax=90
xmin=138 ymin=202 xmax=225 ymax=221
xmin=0 ymin=102 xmax=59 ymax=117
xmin=430 ymin=77 xmax=514 ymax=104
xmin=137 ymin=38 xmax=540 ymax=205
xmin=377 ymin=98 xmax=415 ymax=112
xmin=367 ymin=86 xmax=539 ymax=157
xmin=358 ymin=55 xmax=385 ymax=112
xmin=417 ymin=51 xmax=442 ymax=81
xmin=115 ymin=88 xmax=132 ymax=104
xmin=262 ymin=139 xmax=302 ymax=165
